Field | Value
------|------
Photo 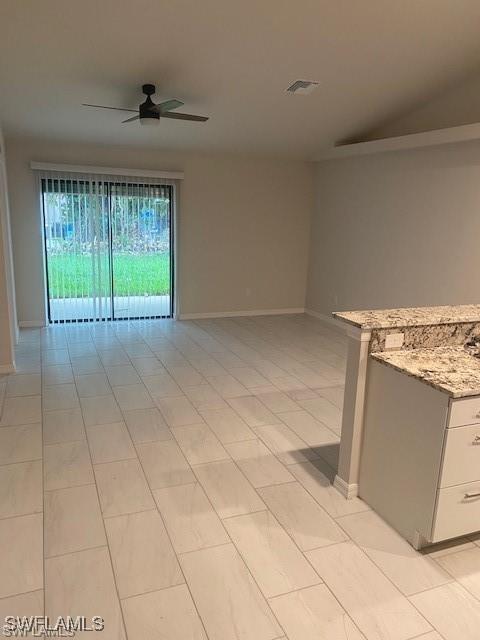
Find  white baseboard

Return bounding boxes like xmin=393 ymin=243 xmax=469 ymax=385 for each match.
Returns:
xmin=0 ymin=362 xmax=15 ymax=374
xmin=178 ymin=307 xmax=305 ymax=320
xmin=305 ymin=308 xmax=346 ymax=334
xmin=19 ymin=310 xmax=309 ymax=324
xmin=19 ymin=321 xmax=45 ymax=328
xmin=333 ymin=474 xmax=359 ymax=499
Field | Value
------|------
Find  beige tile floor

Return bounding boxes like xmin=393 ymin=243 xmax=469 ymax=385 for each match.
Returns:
xmin=0 ymin=314 xmax=479 ymax=639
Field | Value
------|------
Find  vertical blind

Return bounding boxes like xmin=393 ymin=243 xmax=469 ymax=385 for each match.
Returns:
xmin=37 ymin=169 xmax=176 ymax=323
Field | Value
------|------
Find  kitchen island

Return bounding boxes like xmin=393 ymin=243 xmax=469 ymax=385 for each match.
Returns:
xmin=333 ymin=304 xmax=480 ymax=499
xmin=361 ymin=345 xmax=480 ymax=548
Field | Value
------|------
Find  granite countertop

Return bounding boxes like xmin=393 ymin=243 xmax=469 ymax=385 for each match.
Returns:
xmin=372 ymin=346 xmax=480 ymax=398
xmin=334 ymin=304 xmax=480 ymax=330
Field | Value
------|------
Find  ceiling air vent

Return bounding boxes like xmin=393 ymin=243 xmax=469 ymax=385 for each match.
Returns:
xmin=286 ymin=80 xmax=319 ymax=95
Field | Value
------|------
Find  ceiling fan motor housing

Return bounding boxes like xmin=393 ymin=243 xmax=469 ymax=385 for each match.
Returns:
xmin=139 ymin=92 xmax=159 ymax=121
xmin=142 ymin=83 xmax=155 ymax=96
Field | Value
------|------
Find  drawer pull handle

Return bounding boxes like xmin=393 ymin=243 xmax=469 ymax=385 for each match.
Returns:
xmin=476 ymin=412 xmax=480 ymax=418
xmin=474 ymin=435 xmax=480 ymax=444
xmin=464 ymin=491 xmax=480 ymax=499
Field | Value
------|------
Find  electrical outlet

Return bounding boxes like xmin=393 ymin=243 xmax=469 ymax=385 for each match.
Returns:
xmin=385 ymin=332 xmax=404 ymax=350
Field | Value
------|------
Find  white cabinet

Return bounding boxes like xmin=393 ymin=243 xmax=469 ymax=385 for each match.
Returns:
xmin=359 ymin=361 xmax=480 ymax=549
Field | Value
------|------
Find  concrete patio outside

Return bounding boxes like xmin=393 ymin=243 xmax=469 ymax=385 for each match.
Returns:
xmin=49 ymin=295 xmax=171 ymax=321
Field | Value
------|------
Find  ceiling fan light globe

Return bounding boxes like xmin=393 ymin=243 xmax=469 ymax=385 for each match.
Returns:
xmin=140 ymin=117 xmax=158 ymax=126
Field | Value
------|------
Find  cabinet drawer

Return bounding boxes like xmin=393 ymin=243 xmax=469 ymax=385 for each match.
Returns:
xmin=448 ymin=397 xmax=480 ymax=428
xmin=440 ymin=424 xmax=480 ymax=487
xmin=433 ymin=482 xmax=480 ymax=542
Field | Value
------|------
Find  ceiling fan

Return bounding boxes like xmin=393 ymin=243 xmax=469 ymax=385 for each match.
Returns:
xmin=82 ymin=84 xmax=209 ymax=126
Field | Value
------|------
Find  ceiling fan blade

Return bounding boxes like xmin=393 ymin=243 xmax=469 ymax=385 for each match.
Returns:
xmin=82 ymin=103 xmax=138 ymax=113
xmin=122 ymin=115 xmax=141 ymax=123
xmin=161 ymin=112 xmax=209 ymax=122
xmin=150 ymin=99 xmax=184 ymax=114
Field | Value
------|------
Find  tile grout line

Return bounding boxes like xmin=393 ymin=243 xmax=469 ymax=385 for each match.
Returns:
xmin=45 ymin=543 xmax=109 ymax=562
xmin=176 ymin=541 xmax=233 ymax=557
xmin=0 ymin=586 xmax=44 ymax=603
xmin=0 ymin=455 xmax=43 ymax=467
xmin=43 ymin=480 xmax=96 ymax=493
xmin=102 ymin=506 xmax=157 ymax=520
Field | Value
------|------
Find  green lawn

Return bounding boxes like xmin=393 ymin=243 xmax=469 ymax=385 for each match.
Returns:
xmin=47 ymin=253 xmax=171 ymax=298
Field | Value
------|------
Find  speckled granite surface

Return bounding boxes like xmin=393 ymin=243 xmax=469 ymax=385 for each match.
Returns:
xmin=369 ymin=322 xmax=480 ymax=353
xmin=372 ymin=346 xmax=480 ymax=397
xmin=334 ymin=305 xmax=480 ymax=330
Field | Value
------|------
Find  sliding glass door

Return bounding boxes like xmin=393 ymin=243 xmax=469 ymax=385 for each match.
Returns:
xmin=110 ymin=182 xmax=172 ymax=320
xmin=42 ymin=178 xmax=112 ymax=322
xmin=41 ymin=177 xmax=173 ymax=323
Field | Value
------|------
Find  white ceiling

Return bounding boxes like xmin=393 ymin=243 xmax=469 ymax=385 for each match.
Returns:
xmin=1 ymin=0 xmax=480 ymax=158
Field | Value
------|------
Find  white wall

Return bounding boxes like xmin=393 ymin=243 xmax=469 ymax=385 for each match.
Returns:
xmin=0 ymin=126 xmax=17 ymax=370
xmin=6 ymin=137 xmax=314 ymax=324
xmin=306 ymin=139 xmax=480 ymax=316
